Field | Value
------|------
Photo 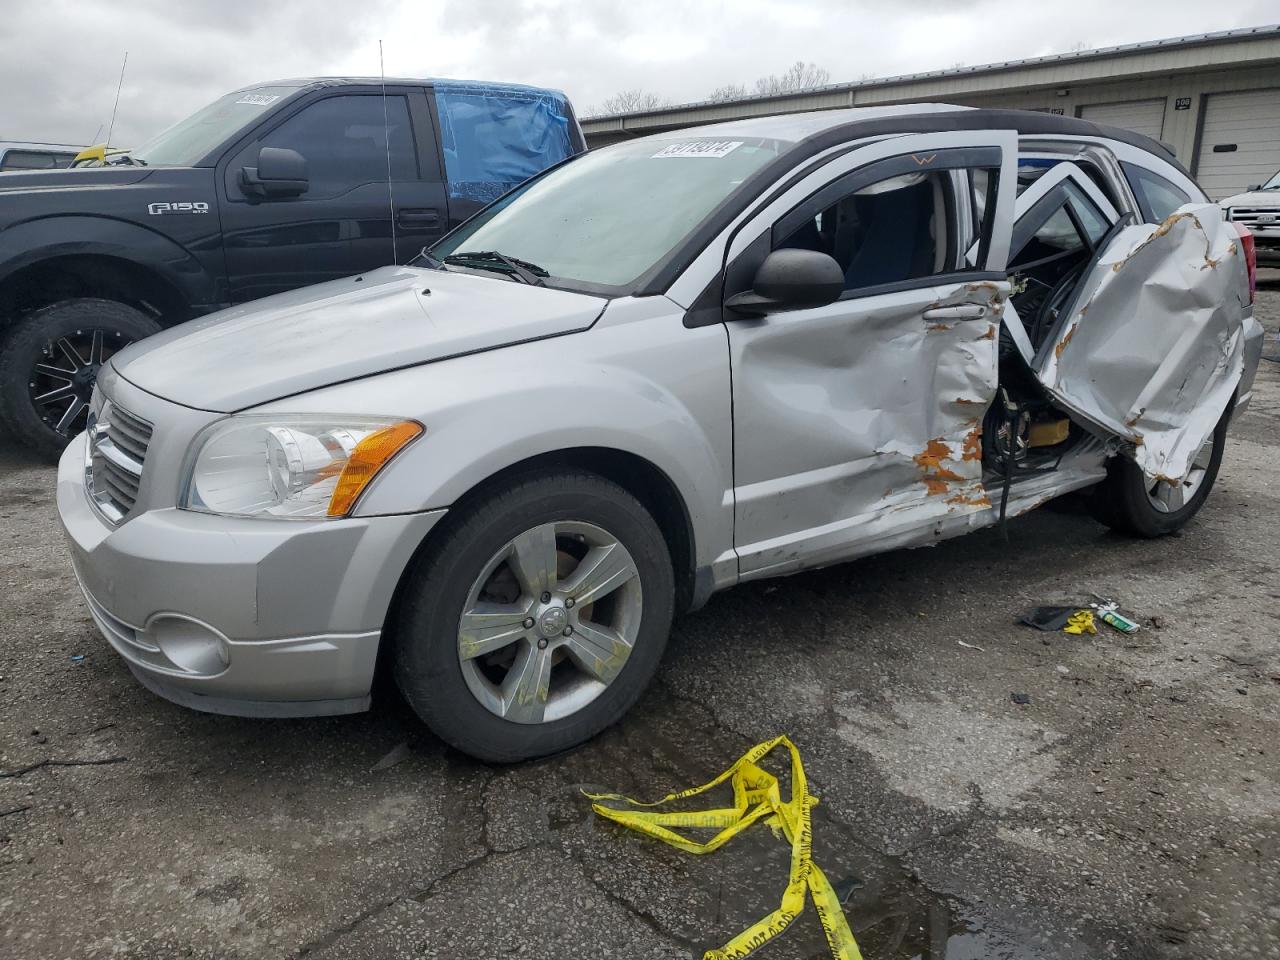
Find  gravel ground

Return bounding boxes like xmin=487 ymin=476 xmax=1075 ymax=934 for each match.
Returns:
xmin=1 ymin=279 xmax=1278 ymax=960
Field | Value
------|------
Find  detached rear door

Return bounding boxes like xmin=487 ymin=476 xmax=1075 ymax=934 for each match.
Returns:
xmin=1011 ymin=165 xmax=1250 ymax=481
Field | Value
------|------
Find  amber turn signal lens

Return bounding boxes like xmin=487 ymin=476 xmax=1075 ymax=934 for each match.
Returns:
xmin=327 ymin=421 xmax=423 ymax=517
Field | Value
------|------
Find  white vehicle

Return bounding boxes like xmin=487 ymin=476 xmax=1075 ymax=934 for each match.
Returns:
xmin=1220 ymin=167 xmax=1280 ymax=265
xmin=57 ymin=105 xmax=1261 ymax=761
xmin=0 ymin=141 xmax=81 ymax=171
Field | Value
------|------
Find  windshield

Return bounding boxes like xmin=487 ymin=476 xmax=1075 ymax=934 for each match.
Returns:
xmin=130 ymin=86 xmax=299 ymax=167
xmin=1263 ymin=169 xmax=1280 ymax=190
xmin=431 ymin=136 xmax=790 ymax=289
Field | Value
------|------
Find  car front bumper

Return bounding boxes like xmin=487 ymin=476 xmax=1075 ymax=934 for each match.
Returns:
xmin=57 ymin=432 xmax=445 ymax=717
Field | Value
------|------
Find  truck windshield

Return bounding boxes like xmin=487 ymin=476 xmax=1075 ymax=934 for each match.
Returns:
xmin=130 ymin=86 xmax=299 ymax=167
xmin=1262 ymin=170 xmax=1280 ymax=190
xmin=432 ymin=136 xmax=790 ymax=289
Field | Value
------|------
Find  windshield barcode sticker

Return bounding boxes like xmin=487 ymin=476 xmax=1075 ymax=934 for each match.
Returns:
xmin=235 ymin=94 xmax=280 ymax=106
xmin=652 ymin=140 xmax=744 ymax=159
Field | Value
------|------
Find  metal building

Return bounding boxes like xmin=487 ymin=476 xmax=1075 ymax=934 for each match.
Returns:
xmin=581 ymin=24 xmax=1280 ymax=199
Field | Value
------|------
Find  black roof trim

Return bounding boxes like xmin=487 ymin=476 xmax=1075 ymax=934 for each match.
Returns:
xmin=633 ymin=107 xmax=1186 ymax=296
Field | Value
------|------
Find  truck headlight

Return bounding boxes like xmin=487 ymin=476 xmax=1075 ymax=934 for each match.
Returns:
xmin=182 ymin=416 xmax=422 ymax=519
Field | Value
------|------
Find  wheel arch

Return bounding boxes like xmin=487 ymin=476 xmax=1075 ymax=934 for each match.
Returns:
xmin=0 ymin=253 xmax=191 ymax=329
xmin=374 ymin=445 xmax=703 ymax=688
xmin=0 ymin=215 xmax=223 ymax=328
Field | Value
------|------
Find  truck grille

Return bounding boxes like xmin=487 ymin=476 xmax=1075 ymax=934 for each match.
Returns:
xmin=1226 ymin=207 xmax=1280 ymax=228
xmin=86 ymin=401 xmax=152 ymax=524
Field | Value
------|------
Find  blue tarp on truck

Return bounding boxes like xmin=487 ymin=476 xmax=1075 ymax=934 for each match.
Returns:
xmin=433 ymin=80 xmax=580 ymax=205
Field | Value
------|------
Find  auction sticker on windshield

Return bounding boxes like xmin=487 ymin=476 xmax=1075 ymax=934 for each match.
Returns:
xmin=652 ymin=140 xmax=744 ymax=159
xmin=236 ymin=94 xmax=280 ymax=106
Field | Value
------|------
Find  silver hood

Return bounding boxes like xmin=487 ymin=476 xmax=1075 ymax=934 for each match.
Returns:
xmin=111 ymin=265 xmax=607 ymax=411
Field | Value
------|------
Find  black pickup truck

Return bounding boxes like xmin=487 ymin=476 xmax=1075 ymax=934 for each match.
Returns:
xmin=0 ymin=77 xmax=584 ymax=458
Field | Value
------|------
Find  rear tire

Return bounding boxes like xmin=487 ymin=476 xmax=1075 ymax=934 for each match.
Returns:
xmin=393 ymin=470 xmax=675 ymax=762
xmin=1085 ymin=406 xmax=1230 ymax=537
xmin=0 ymin=299 xmax=161 ymax=461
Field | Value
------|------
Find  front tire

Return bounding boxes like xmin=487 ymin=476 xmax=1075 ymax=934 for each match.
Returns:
xmin=1086 ymin=405 xmax=1230 ymax=537
xmin=393 ymin=470 xmax=675 ymax=762
xmin=0 ymin=299 xmax=162 ymax=461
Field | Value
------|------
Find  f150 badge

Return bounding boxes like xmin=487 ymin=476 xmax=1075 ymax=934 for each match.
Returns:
xmin=147 ymin=201 xmax=210 ymax=216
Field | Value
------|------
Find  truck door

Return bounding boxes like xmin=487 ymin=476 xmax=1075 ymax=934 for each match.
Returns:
xmin=1005 ymin=164 xmax=1250 ymax=482
xmin=219 ymin=88 xmax=448 ymax=302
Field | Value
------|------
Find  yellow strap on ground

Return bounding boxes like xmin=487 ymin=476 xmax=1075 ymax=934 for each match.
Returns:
xmin=1064 ymin=610 xmax=1098 ymax=635
xmin=584 ymin=735 xmax=864 ymax=960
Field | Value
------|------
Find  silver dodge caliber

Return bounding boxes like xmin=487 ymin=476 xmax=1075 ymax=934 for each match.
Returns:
xmin=58 ymin=104 xmax=1262 ymax=761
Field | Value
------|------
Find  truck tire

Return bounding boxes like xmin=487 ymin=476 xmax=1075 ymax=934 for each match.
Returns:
xmin=393 ymin=470 xmax=675 ymax=762
xmin=0 ymin=299 xmax=162 ymax=462
xmin=1085 ymin=406 xmax=1230 ymax=538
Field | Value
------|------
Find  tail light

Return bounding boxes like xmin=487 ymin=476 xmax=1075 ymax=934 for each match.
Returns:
xmin=1232 ymin=221 xmax=1257 ymax=304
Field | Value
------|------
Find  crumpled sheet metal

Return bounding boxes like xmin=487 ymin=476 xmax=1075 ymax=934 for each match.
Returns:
xmin=734 ymin=282 xmax=1001 ymax=577
xmin=1037 ymin=203 xmax=1247 ymax=481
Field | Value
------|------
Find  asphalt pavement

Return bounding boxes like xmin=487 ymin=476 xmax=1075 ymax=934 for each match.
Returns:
xmin=1 ymin=280 xmax=1278 ymax=959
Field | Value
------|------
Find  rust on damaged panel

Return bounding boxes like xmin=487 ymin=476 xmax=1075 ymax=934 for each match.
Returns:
xmin=914 ymin=438 xmax=964 ymax=495
xmin=946 ymin=491 xmax=992 ymax=508
xmin=1055 ymin=322 xmax=1079 ymax=359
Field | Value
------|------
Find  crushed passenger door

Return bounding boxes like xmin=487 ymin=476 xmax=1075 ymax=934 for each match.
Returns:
xmin=1031 ymin=204 xmax=1249 ymax=482
xmin=724 ymin=131 xmax=1019 ymax=578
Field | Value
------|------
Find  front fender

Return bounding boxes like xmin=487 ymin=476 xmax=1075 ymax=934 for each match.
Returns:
xmin=0 ymin=214 xmax=223 ymax=310
xmin=261 ymin=306 xmax=736 ymax=577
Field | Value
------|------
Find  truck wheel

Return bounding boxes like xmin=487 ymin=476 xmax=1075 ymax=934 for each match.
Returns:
xmin=1085 ymin=406 xmax=1230 ymax=538
xmin=393 ymin=470 xmax=675 ymax=762
xmin=0 ymin=299 xmax=161 ymax=461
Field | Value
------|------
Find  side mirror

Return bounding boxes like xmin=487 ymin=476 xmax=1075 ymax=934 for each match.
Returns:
xmin=1247 ymin=183 xmax=1262 ymax=192
xmin=240 ymin=147 xmax=309 ymax=199
xmin=725 ymin=248 xmax=845 ymax=316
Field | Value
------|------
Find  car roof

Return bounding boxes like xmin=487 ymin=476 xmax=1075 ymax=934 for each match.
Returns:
xmin=636 ymin=102 xmax=1182 ymax=170
xmin=234 ymin=77 xmax=570 ymax=98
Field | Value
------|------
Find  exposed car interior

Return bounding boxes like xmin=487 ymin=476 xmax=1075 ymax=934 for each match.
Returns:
xmin=780 ymin=171 xmax=950 ymax=289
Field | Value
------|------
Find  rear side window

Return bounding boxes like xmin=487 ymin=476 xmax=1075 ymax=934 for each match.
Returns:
xmin=1010 ymin=180 xmax=1110 ymax=268
xmin=244 ymin=95 xmax=417 ymax=200
xmin=1123 ymin=162 xmax=1192 ymax=223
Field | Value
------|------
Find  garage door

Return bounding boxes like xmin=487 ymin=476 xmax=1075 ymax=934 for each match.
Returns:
xmin=1079 ymin=98 xmax=1167 ymax=142
xmin=1194 ymin=89 xmax=1280 ymax=200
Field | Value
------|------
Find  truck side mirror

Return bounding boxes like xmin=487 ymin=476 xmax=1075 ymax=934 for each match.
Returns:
xmin=725 ymin=248 xmax=845 ymax=316
xmin=240 ymin=147 xmax=309 ymax=200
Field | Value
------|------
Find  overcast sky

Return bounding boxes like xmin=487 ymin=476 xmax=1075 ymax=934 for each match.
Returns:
xmin=2 ymin=0 xmax=1277 ymax=147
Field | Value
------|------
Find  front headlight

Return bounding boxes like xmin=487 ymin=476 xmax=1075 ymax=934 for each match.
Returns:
xmin=182 ymin=416 xmax=422 ymax=519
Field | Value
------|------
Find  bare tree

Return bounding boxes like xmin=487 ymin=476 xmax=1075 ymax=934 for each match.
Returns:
xmin=753 ymin=62 xmax=831 ymax=97
xmin=591 ymin=89 xmax=672 ymax=115
xmin=706 ymin=83 xmax=749 ymax=103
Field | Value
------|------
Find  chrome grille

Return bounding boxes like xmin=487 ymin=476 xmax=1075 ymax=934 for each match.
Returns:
xmin=86 ymin=400 xmax=152 ymax=524
xmin=1226 ymin=207 xmax=1280 ymax=228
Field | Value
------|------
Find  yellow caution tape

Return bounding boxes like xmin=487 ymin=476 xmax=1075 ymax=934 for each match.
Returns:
xmin=1064 ymin=610 xmax=1098 ymax=635
xmin=584 ymin=735 xmax=863 ymax=960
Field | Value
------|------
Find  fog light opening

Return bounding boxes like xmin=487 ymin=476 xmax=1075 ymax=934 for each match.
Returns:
xmin=145 ymin=615 xmax=231 ymax=676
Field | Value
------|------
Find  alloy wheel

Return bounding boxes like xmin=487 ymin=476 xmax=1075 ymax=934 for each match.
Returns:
xmin=1146 ymin=435 xmax=1215 ymax=514
xmin=29 ymin=328 xmax=129 ymax=437
xmin=456 ymin=520 xmax=643 ymax=724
